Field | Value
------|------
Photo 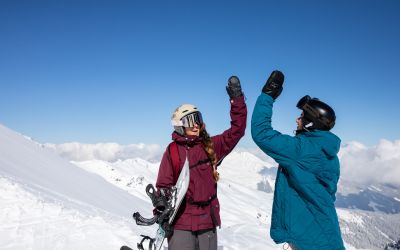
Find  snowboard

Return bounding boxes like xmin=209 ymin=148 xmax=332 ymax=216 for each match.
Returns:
xmin=154 ymin=156 xmax=190 ymax=249
xmin=121 ymin=157 xmax=190 ymax=250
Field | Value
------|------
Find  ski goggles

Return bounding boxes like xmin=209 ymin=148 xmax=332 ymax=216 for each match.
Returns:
xmin=181 ymin=112 xmax=203 ymax=128
xmin=296 ymin=95 xmax=320 ymax=118
xmin=296 ymin=95 xmax=331 ymax=127
xmin=296 ymin=95 xmax=313 ymax=109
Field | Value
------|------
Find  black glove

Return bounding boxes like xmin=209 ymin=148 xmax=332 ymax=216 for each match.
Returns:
xmin=262 ymin=70 xmax=284 ymax=99
xmin=226 ymin=75 xmax=243 ymax=99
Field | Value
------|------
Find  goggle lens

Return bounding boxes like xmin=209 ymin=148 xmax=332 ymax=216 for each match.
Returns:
xmin=181 ymin=112 xmax=203 ymax=128
xmin=296 ymin=95 xmax=311 ymax=109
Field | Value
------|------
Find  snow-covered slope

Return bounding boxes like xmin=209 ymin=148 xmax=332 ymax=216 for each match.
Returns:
xmin=0 ymin=124 xmax=149 ymax=249
xmin=338 ymin=209 xmax=400 ymax=249
xmin=0 ymin=177 xmax=137 ymax=249
xmin=0 ymin=124 xmax=143 ymax=217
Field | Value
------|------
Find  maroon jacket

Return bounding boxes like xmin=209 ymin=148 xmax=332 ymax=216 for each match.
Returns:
xmin=156 ymin=96 xmax=247 ymax=232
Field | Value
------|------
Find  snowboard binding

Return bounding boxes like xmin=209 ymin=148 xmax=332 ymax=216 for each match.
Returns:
xmin=125 ymin=157 xmax=190 ymax=250
xmin=133 ymin=184 xmax=176 ymax=227
xmin=132 ymin=184 xmax=176 ymax=249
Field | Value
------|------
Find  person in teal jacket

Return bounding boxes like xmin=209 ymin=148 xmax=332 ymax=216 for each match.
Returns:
xmin=251 ymin=71 xmax=345 ymax=250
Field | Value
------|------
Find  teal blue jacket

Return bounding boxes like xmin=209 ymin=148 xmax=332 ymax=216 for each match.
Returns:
xmin=251 ymin=93 xmax=345 ymax=250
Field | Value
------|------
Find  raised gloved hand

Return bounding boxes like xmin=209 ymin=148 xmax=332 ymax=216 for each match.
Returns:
xmin=262 ymin=70 xmax=285 ymax=99
xmin=226 ymin=75 xmax=243 ymax=99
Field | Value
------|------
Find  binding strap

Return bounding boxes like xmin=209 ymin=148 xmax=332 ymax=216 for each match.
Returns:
xmin=136 ymin=235 xmax=155 ymax=250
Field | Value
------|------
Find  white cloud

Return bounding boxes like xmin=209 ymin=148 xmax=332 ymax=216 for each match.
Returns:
xmin=46 ymin=139 xmax=400 ymax=187
xmin=339 ymin=139 xmax=400 ymax=187
xmin=44 ymin=142 xmax=164 ymax=162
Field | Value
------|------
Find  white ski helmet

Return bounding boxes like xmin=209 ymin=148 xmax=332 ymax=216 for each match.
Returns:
xmin=171 ymin=104 xmax=203 ymax=135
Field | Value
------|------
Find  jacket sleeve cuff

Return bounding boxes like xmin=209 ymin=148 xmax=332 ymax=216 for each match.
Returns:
xmin=260 ymin=92 xmax=274 ymax=103
xmin=230 ymin=95 xmax=245 ymax=104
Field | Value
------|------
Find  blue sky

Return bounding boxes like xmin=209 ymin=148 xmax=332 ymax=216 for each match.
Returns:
xmin=1 ymin=0 xmax=399 ymax=148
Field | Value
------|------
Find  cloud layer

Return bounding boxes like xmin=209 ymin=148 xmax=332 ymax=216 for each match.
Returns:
xmin=339 ymin=139 xmax=400 ymax=187
xmin=46 ymin=139 xmax=400 ymax=187
xmin=45 ymin=142 xmax=164 ymax=162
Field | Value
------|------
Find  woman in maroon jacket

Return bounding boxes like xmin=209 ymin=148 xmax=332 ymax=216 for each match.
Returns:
xmin=155 ymin=76 xmax=247 ymax=250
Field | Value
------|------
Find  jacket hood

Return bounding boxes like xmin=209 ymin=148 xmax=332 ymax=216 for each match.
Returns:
xmin=303 ymin=130 xmax=341 ymax=158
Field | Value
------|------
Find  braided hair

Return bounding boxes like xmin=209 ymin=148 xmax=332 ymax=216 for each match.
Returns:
xmin=200 ymin=127 xmax=220 ymax=182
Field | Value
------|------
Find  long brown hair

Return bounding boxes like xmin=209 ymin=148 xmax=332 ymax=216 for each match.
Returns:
xmin=200 ymin=127 xmax=220 ymax=182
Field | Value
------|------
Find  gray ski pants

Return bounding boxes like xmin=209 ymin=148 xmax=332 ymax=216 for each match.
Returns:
xmin=167 ymin=228 xmax=217 ymax=250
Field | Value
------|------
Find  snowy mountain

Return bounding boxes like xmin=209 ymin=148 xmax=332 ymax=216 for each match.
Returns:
xmin=1 ymin=123 xmax=399 ymax=249
xmin=336 ymin=181 xmax=400 ymax=214
xmin=336 ymin=140 xmax=400 ymax=215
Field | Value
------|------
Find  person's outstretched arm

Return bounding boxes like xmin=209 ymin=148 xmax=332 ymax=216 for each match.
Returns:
xmin=212 ymin=76 xmax=247 ymax=160
xmin=251 ymin=71 xmax=300 ymax=166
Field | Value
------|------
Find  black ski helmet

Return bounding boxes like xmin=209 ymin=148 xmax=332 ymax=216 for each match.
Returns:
xmin=296 ymin=95 xmax=336 ymax=131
